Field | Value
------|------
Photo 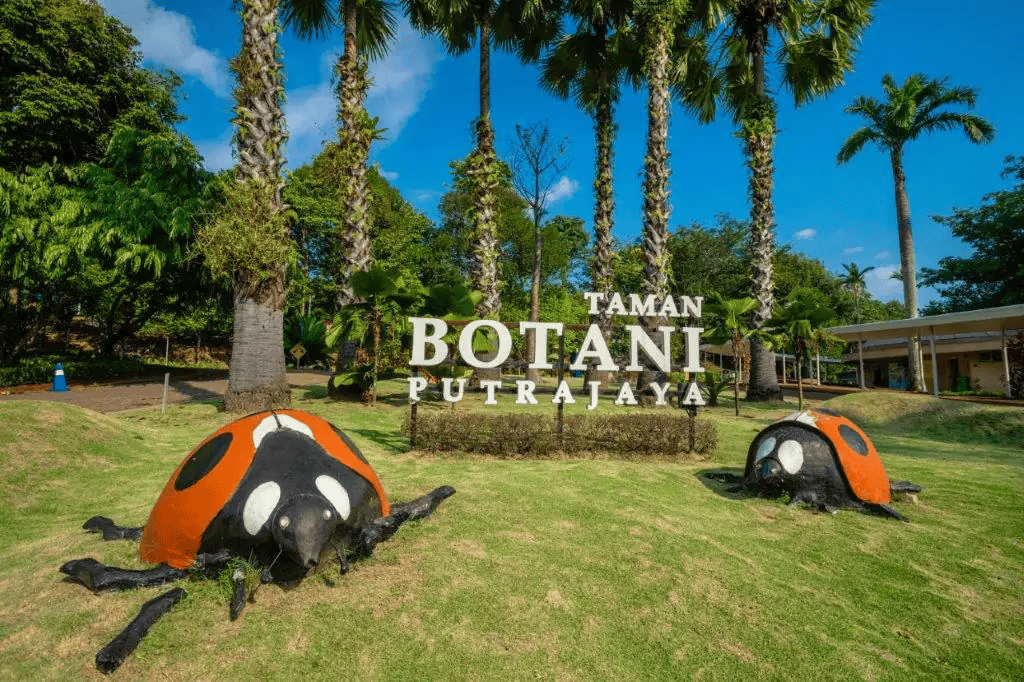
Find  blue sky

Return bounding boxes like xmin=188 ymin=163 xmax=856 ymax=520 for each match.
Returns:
xmin=97 ymin=0 xmax=1023 ymax=306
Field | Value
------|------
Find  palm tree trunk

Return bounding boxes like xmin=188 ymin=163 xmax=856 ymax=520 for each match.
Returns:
xmin=585 ymin=62 xmax=616 ymax=386
xmin=637 ymin=13 xmax=672 ymax=398
xmin=224 ymin=0 xmax=290 ymax=413
xmin=336 ymin=0 xmax=372 ymax=309
xmin=470 ymin=16 xmax=500 ymax=320
xmin=891 ymin=147 xmax=924 ymax=392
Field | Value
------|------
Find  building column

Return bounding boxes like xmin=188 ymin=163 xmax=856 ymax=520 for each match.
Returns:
xmin=858 ymin=333 xmax=865 ymax=389
xmin=1002 ymin=325 xmax=1013 ymax=399
xmin=929 ymin=326 xmax=939 ymax=398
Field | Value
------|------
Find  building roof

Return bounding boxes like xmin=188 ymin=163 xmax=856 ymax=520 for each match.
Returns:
xmin=828 ymin=304 xmax=1024 ymax=342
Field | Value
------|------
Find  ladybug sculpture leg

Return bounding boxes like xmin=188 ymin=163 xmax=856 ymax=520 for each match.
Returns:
xmin=95 ymin=587 xmax=186 ymax=674
xmin=83 ymin=516 xmax=144 ymax=541
xmin=352 ymin=485 xmax=456 ymax=560
xmin=60 ymin=549 xmax=232 ymax=592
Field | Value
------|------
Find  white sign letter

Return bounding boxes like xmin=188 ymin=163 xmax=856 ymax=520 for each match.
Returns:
xmin=552 ymin=381 xmax=575 ymax=405
xmin=569 ymin=325 xmax=618 ymax=372
xmin=681 ymin=327 xmax=705 ymax=373
xmin=587 ymin=381 xmax=601 ymax=410
xmin=519 ymin=321 xmax=564 ymax=369
xmin=441 ymin=378 xmax=466 ymax=402
xmin=459 ymin=320 xmax=512 ymax=369
xmin=650 ymin=382 xmax=671 ymax=406
xmin=408 ymin=376 xmax=428 ymax=403
xmin=516 ymin=380 xmax=538 ymax=405
xmin=614 ymin=381 xmax=638 ymax=405
xmin=410 ymin=317 xmax=448 ymax=366
xmin=480 ymin=380 xmax=502 ymax=405
xmin=625 ymin=325 xmax=674 ymax=373
xmin=583 ymin=292 xmax=606 ymax=315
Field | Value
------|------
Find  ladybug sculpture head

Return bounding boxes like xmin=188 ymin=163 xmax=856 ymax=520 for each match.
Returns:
xmin=741 ymin=407 xmax=915 ymax=520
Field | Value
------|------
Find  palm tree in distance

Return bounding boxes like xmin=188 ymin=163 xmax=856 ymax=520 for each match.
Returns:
xmin=837 ymin=73 xmax=995 ymax=392
xmin=539 ymin=0 xmax=635 ymax=353
xmin=840 ymin=262 xmax=875 ymax=324
xmin=280 ymin=0 xmax=398 ymax=310
xmin=223 ymin=0 xmax=291 ymax=412
xmin=693 ymin=0 xmax=874 ymax=402
xmin=422 ymin=0 xmax=560 ymax=319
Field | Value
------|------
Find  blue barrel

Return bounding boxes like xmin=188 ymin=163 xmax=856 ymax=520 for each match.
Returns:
xmin=52 ymin=363 xmax=68 ymax=392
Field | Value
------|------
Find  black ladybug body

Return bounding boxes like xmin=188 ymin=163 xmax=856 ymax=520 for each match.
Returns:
xmin=60 ymin=409 xmax=455 ymax=673
xmin=734 ymin=408 xmax=920 ymax=520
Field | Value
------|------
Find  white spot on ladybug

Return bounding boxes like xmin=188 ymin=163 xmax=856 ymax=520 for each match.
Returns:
xmin=756 ymin=437 xmax=776 ymax=462
xmin=322 ymin=509 xmax=332 ymax=521
xmin=777 ymin=440 xmax=804 ymax=474
xmin=252 ymin=414 xmax=315 ymax=450
xmin=315 ymin=475 xmax=350 ymax=520
xmin=243 ymin=481 xmax=281 ymax=535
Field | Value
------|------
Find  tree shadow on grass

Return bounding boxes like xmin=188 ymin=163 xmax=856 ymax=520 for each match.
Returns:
xmin=347 ymin=427 xmax=409 ymax=454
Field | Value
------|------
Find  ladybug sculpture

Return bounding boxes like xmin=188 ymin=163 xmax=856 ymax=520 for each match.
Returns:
xmin=59 ymin=409 xmax=455 ymax=673
xmin=729 ymin=407 xmax=920 ymax=520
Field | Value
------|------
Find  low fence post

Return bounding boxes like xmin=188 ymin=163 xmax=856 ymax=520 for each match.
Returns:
xmin=409 ymin=366 xmax=419 ymax=448
xmin=556 ymin=334 xmax=565 ymax=442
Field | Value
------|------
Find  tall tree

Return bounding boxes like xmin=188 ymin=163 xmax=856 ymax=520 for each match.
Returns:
xmin=695 ymin=0 xmax=874 ymax=401
xmin=921 ymin=155 xmax=1023 ymax=314
xmin=839 ymin=262 xmax=875 ymax=324
xmin=539 ymin=0 xmax=635 ymax=340
xmin=280 ymin=0 xmax=398 ymax=310
xmin=633 ymin=0 xmax=714 ymax=393
xmin=198 ymin=0 xmax=292 ymax=412
xmin=0 ymin=0 xmax=181 ymax=172
xmin=837 ymin=73 xmax=995 ymax=391
xmin=422 ymin=0 xmax=559 ymax=319
xmin=508 ymin=120 xmax=568 ymax=383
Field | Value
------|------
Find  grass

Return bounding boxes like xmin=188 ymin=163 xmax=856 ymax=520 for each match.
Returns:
xmin=0 ymin=381 xmax=1021 ymax=680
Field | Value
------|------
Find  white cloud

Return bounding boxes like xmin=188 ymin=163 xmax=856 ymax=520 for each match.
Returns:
xmin=543 ymin=176 xmax=579 ymax=205
xmin=864 ymin=265 xmax=903 ymax=300
xmin=367 ymin=21 xmax=444 ymax=149
xmin=794 ymin=228 xmax=817 ymax=241
xmin=842 ymin=246 xmax=864 ymax=255
xmin=380 ymin=169 xmax=399 ymax=181
xmin=98 ymin=0 xmax=232 ymax=96
xmin=281 ymin=20 xmax=444 ymax=167
xmin=875 ymin=251 xmax=891 ymax=260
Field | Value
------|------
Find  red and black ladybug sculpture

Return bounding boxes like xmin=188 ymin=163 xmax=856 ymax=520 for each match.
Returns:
xmin=60 ymin=409 xmax=455 ymax=673
xmin=731 ymin=407 xmax=920 ymax=520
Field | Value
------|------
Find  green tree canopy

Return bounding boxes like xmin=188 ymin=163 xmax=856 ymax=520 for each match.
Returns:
xmin=0 ymin=0 xmax=182 ymax=171
xmin=921 ymin=155 xmax=1024 ymax=314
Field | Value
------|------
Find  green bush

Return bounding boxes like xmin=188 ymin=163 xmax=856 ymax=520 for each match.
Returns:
xmin=0 ymin=355 xmax=147 ymax=388
xmin=404 ymin=412 xmax=717 ymax=459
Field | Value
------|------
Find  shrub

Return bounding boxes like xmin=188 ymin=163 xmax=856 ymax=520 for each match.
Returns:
xmin=404 ymin=412 xmax=717 ymax=459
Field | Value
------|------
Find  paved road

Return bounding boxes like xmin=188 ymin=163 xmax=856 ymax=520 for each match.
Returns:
xmin=0 ymin=370 xmax=331 ymax=413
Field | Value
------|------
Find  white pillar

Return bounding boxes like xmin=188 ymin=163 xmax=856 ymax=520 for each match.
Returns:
xmin=858 ymin=334 xmax=865 ymax=389
xmin=816 ymin=352 xmax=821 ymax=385
xmin=929 ymin=326 xmax=939 ymax=398
xmin=918 ymin=335 xmax=927 ymax=393
xmin=781 ymin=353 xmax=787 ymax=384
xmin=1003 ymin=325 xmax=1013 ymax=399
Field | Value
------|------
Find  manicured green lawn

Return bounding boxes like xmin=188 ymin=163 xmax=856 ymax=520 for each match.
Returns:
xmin=1 ymin=382 xmax=1021 ymax=680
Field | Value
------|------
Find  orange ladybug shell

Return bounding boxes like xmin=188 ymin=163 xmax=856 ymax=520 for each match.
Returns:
xmin=139 ymin=409 xmax=390 ymax=568
xmin=783 ymin=409 xmax=890 ymax=504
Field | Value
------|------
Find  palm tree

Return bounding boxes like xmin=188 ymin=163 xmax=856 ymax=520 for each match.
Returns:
xmin=695 ymin=0 xmax=874 ymax=402
xmin=423 ymin=0 xmax=558 ymax=319
xmin=280 ymin=0 xmax=398 ymax=308
xmin=837 ymin=73 xmax=995 ymax=392
xmin=539 ymin=0 xmax=634 ymax=342
xmin=704 ymin=294 xmax=759 ymax=416
xmin=766 ymin=299 xmax=834 ymax=410
xmin=222 ymin=0 xmax=291 ymax=412
xmin=840 ymin=262 xmax=875 ymax=324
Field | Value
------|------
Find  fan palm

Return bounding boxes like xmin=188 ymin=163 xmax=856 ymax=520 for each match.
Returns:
xmin=703 ymin=294 xmax=760 ymax=416
xmin=422 ymin=0 xmax=559 ymax=318
xmin=766 ymin=298 xmax=834 ymax=410
xmin=693 ymin=0 xmax=874 ymax=402
xmin=223 ymin=0 xmax=291 ymax=413
xmin=837 ymin=73 xmax=995 ymax=391
xmin=280 ymin=0 xmax=399 ymax=308
xmin=839 ymin=262 xmax=875 ymax=324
